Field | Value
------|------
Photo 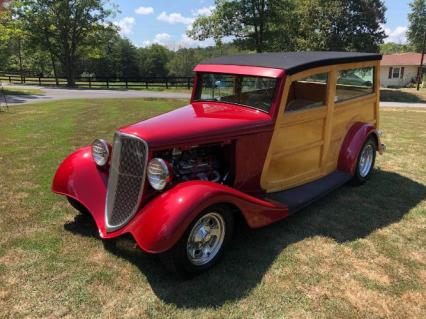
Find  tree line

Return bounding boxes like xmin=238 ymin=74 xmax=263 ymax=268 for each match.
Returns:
xmin=1 ymin=0 xmax=426 ymax=87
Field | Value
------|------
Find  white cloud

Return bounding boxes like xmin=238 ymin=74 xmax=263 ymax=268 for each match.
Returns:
xmin=192 ymin=6 xmax=215 ymax=17
xmin=114 ymin=17 xmax=135 ymax=36
xmin=157 ymin=11 xmax=194 ymax=25
xmin=164 ymin=34 xmax=217 ymax=50
xmin=154 ymin=33 xmax=172 ymax=43
xmin=135 ymin=6 xmax=154 ymax=15
xmin=383 ymin=26 xmax=408 ymax=44
xmin=143 ymin=33 xmax=172 ymax=47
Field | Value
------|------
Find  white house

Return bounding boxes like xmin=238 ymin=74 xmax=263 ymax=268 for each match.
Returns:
xmin=381 ymin=53 xmax=422 ymax=88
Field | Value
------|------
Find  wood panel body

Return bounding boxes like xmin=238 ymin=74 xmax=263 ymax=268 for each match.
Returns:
xmin=261 ymin=61 xmax=380 ymax=192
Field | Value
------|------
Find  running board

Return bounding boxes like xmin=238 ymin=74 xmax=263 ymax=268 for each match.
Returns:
xmin=263 ymin=171 xmax=352 ymax=214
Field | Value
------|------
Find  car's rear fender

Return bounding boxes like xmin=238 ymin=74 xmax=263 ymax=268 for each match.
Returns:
xmin=338 ymin=122 xmax=381 ymax=175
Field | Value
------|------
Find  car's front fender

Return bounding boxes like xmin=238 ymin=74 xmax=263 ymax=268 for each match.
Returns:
xmin=52 ymin=149 xmax=288 ymax=254
xmin=52 ymin=146 xmax=109 ymax=232
xmin=126 ymin=181 xmax=288 ymax=253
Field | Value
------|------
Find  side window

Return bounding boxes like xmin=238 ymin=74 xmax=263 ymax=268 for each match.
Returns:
xmin=336 ymin=67 xmax=374 ymax=102
xmin=239 ymin=77 xmax=276 ymax=111
xmin=286 ymin=73 xmax=328 ymax=113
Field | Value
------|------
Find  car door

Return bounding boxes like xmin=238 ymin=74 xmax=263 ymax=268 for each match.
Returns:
xmin=261 ymin=66 xmax=336 ymax=192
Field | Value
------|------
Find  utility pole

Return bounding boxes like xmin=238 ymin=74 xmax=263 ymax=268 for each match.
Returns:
xmin=417 ymin=28 xmax=426 ymax=91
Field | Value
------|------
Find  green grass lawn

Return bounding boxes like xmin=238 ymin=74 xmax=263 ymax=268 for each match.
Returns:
xmin=0 ymin=99 xmax=425 ymax=318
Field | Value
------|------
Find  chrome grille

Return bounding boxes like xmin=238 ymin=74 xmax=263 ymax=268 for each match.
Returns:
xmin=105 ymin=132 xmax=148 ymax=232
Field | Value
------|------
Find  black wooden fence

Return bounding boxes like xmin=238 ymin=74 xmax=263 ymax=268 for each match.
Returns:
xmin=0 ymin=73 xmax=194 ymax=90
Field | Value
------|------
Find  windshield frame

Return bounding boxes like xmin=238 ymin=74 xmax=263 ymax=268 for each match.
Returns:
xmin=192 ymin=72 xmax=280 ymax=114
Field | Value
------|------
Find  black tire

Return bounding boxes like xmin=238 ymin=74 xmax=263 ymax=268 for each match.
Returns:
xmin=352 ymin=136 xmax=377 ymax=185
xmin=67 ymin=196 xmax=90 ymax=215
xmin=160 ymin=204 xmax=234 ymax=277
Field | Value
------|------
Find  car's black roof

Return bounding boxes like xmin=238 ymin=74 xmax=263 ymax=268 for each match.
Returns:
xmin=201 ymin=51 xmax=382 ymax=75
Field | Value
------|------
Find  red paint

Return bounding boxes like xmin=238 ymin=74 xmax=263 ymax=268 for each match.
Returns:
xmin=52 ymin=152 xmax=288 ymax=253
xmin=233 ymin=131 xmax=273 ymax=194
xmin=120 ymin=102 xmax=274 ymax=149
xmin=193 ymin=64 xmax=285 ymax=78
xmin=338 ymin=122 xmax=379 ymax=174
xmin=127 ymin=181 xmax=288 ymax=253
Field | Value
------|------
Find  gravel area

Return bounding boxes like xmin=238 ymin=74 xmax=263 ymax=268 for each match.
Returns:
xmin=1 ymin=84 xmax=190 ymax=105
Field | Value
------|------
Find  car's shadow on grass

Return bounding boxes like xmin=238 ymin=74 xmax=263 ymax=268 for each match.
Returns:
xmin=64 ymin=170 xmax=426 ymax=308
xmin=380 ymin=89 xmax=426 ymax=103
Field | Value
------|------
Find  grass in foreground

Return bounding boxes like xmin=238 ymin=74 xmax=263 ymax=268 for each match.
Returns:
xmin=0 ymin=99 xmax=425 ymax=318
xmin=380 ymin=87 xmax=426 ymax=103
xmin=1 ymin=86 xmax=44 ymax=96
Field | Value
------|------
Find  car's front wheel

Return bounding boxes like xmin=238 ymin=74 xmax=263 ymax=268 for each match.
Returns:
xmin=353 ymin=136 xmax=377 ymax=184
xmin=160 ymin=204 xmax=234 ymax=277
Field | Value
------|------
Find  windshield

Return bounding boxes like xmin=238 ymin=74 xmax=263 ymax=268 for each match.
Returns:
xmin=194 ymin=73 xmax=278 ymax=112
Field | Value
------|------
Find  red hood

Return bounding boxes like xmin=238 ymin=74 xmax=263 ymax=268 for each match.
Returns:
xmin=119 ymin=102 xmax=274 ymax=148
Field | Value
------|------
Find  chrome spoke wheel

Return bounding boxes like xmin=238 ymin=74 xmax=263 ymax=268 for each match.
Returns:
xmin=359 ymin=144 xmax=374 ymax=177
xmin=186 ymin=212 xmax=225 ymax=266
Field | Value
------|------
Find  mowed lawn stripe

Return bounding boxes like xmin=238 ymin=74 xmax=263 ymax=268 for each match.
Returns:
xmin=0 ymin=100 xmax=425 ymax=318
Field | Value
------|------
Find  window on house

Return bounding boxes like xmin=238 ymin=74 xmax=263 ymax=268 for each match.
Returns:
xmin=392 ymin=67 xmax=401 ymax=78
xmin=285 ymin=73 xmax=328 ymax=112
xmin=388 ymin=67 xmax=405 ymax=79
xmin=336 ymin=67 xmax=374 ymax=102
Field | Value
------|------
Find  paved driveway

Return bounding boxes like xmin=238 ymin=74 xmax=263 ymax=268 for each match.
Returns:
xmin=2 ymin=84 xmax=426 ymax=108
xmin=1 ymin=85 xmax=191 ymax=105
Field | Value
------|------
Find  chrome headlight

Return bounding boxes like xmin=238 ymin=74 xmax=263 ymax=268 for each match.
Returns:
xmin=91 ymin=139 xmax=109 ymax=166
xmin=147 ymin=158 xmax=171 ymax=191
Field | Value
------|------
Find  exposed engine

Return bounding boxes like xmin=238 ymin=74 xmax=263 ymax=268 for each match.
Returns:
xmin=155 ymin=144 xmax=231 ymax=184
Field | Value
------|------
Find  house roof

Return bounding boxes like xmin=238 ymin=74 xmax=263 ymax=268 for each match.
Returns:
xmin=200 ymin=51 xmax=382 ymax=75
xmin=382 ymin=53 xmax=423 ymax=66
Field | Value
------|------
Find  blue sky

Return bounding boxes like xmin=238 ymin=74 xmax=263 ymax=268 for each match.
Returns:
xmin=112 ymin=0 xmax=410 ymax=49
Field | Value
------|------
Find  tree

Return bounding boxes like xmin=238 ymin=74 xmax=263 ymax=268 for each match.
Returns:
xmin=15 ymin=0 xmax=115 ymax=86
xmin=408 ymin=0 xmax=426 ymax=52
xmin=380 ymin=42 xmax=412 ymax=54
xmin=167 ymin=48 xmax=197 ymax=76
xmin=294 ymin=0 xmax=387 ymax=52
xmin=189 ymin=0 xmax=386 ymax=53
xmin=138 ymin=44 xmax=171 ymax=77
xmin=0 ymin=7 xmax=26 ymax=77
xmin=188 ymin=0 xmax=293 ymax=53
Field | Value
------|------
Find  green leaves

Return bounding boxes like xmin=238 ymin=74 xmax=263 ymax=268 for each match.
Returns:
xmin=188 ymin=0 xmax=387 ymax=53
xmin=12 ymin=0 xmax=116 ymax=86
xmin=408 ymin=0 xmax=426 ymax=52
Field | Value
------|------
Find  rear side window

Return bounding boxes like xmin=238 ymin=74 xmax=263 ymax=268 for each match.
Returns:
xmin=336 ymin=67 xmax=374 ymax=102
xmin=286 ymin=73 xmax=328 ymax=112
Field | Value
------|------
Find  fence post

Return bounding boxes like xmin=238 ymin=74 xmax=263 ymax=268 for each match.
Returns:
xmin=165 ymin=77 xmax=168 ymax=89
xmin=20 ymin=75 xmax=23 ymax=84
xmin=106 ymin=78 xmax=109 ymax=89
xmin=125 ymin=78 xmax=128 ymax=89
xmin=8 ymin=76 xmax=11 ymax=84
xmin=187 ymin=77 xmax=191 ymax=90
xmin=55 ymin=77 xmax=59 ymax=86
xmin=38 ymin=76 xmax=41 ymax=86
xmin=88 ymin=76 xmax=92 ymax=88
